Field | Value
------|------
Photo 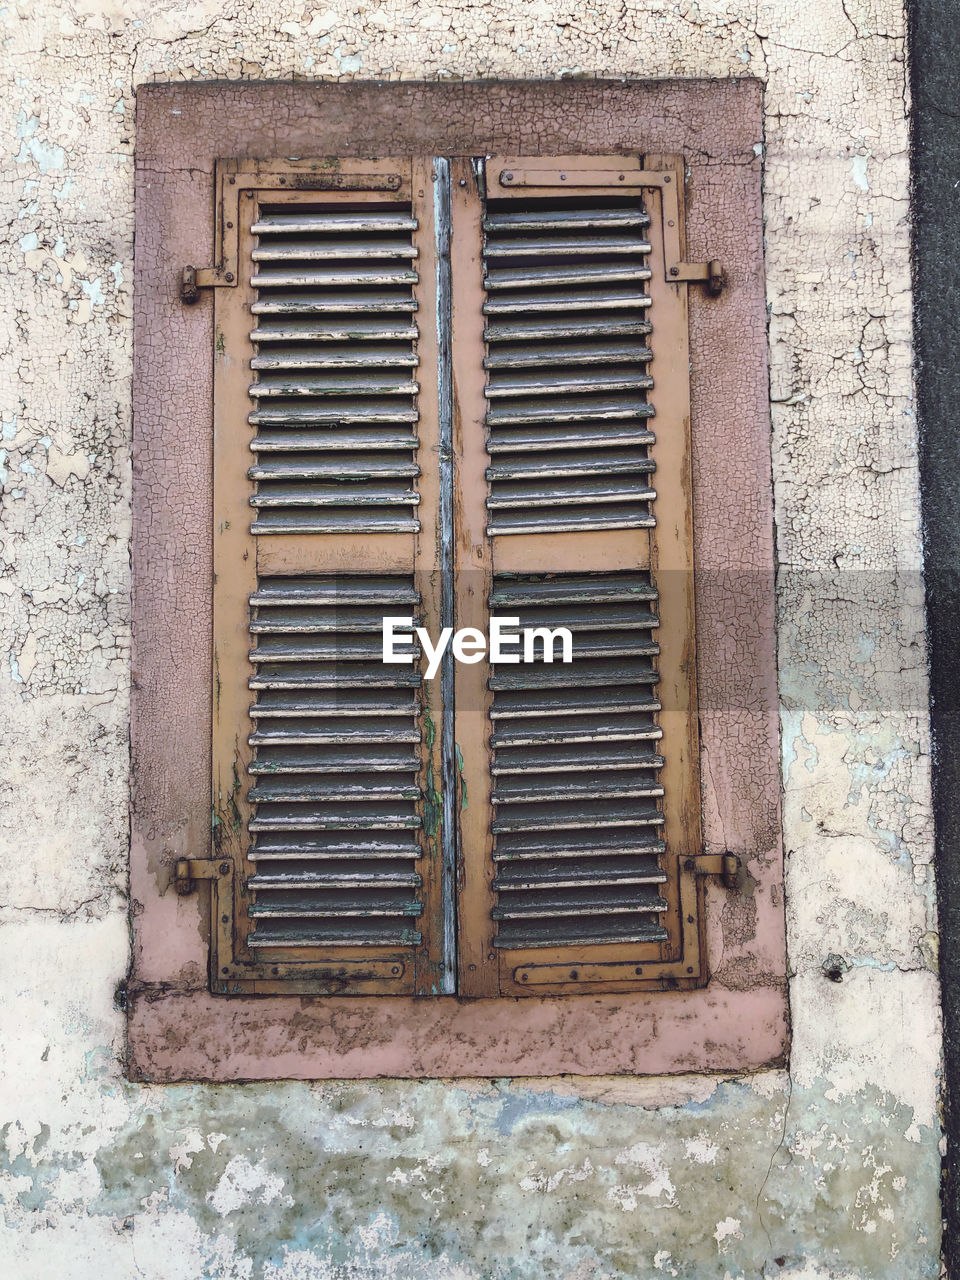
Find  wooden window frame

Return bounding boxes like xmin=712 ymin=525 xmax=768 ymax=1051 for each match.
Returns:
xmin=129 ymin=79 xmax=788 ymax=1081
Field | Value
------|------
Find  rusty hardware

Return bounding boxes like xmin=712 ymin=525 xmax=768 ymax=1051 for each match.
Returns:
xmin=683 ymin=852 xmax=741 ymax=890
xmin=180 ymin=266 xmax=199 ymax=305
xmin=174 ymin=857 xmax=230 ymax=894
xmin=513 ymin=960 xmax=650 ymax=986
xmin=293 ymin=173 xmax=402 ymax=191
xmin=181 ymin=162 xmax=406 ymax=304
xmin=179 ymin=265 xmax=230 ymax=304
xmin=668 ymin=259 xmax=726 ymax=295
xmin=496 ymin=165 xmax=724 ymax=296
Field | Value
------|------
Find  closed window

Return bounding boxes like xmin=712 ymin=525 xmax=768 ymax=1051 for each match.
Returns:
xmin=191 ymin=152 xmax=712 ymax=998
xmin=130 ymin=80 xmax=786 ymax=1079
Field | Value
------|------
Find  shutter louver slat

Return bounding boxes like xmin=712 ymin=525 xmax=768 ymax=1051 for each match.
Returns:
xmin=487 ymin=571 xmax=668 ymax=951
xmin=246 ymin=574 xmax=425 ymax=950
xmin=482 ymin=199 xmax=655 ymax=537
xmin=248 ymin=204 xmax=421 ymax=536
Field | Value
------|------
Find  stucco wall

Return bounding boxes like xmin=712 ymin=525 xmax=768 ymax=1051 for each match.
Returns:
xmin=0 ymin=1 xmax=939 ymax=1277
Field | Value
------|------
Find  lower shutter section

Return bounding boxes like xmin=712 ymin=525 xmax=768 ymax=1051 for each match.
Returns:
xmin=243 ymin=574 xmax=426 ymax=956
xmin=488 ymin=570 xmax=669 ymax=954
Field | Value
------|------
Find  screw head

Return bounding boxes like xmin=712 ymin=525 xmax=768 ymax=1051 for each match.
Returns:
xmin=670 ymin=266 xmax=680 ymax=277
xmin=502 ymin=171 xmax=513 ymax=182
xmin=664 ymin=174 xmax=671 ymax=183
xmin=219 ymin=862 xmax=230 ymax=875
xmin=224 ymin=271 xmax=234 ymax=282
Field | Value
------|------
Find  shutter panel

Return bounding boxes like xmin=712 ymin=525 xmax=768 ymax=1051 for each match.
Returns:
xmin=211 ymin=159 xmax=450 ymax=995
xmin=204 ymin=153 xmax=706 ymax=998
xmin=453 ymin=156 xmax=704 ymax=996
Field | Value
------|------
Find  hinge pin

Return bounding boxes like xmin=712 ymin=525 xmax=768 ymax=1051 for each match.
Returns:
xmin=721 ymin=852 xmax=740 ymax=890
xmin=174 ymin=858 xmax=193 ymax=895
xmin=180 ymin=266 xmax=199 ymax=305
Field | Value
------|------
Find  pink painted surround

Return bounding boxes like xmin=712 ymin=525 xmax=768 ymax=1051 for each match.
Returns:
xmin=129 ymin=79 xmax=788 ymax=1081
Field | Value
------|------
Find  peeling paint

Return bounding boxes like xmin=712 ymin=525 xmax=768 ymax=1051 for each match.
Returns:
xmin=0 ymin=0 xmax=940 ymax=1275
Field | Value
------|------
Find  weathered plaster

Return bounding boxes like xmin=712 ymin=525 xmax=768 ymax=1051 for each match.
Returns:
xmin=0 ymin=0 xmax=939 ymax=1277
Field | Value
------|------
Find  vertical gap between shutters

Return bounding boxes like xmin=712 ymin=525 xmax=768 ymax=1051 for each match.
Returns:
xmin=434 ymin=157 xmax=458 ymax=994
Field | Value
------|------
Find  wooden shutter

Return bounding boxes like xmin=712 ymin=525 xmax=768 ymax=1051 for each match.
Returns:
xmin=453 ymin=155 xmax=705 ymax=996
xmin=209 ymin=158 xmax=451 ymax=995
xmin=199 ymin=153 xmax=709 ymax=998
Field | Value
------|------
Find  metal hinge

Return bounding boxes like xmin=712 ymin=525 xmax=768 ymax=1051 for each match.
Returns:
xmin=180 ymin=266 xmax=236 ymax=305
xmin=684 ymin=852 xmax=741 ymax=891
xmin=668 ymin=259 xmax=725 ymax=296
xmin=174 ymin=857 xmax=232 ymax=895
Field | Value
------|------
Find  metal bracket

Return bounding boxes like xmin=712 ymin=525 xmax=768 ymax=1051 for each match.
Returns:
xmin=669 ymin=259 xmax=725 ymax=296
xmin=174 ymin=857 xmax=232 ymax=895
xmin=180 ymin=266 xmax=234 ymax=304
xmin=684 ymin=852 xmax=741 ymax=891
xmin=180 ymin=157 xmax=410 ymax=305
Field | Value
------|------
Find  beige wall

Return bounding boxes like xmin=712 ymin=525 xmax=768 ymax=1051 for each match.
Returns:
xmin=0 ymin=1 xmax=939 ymax=1276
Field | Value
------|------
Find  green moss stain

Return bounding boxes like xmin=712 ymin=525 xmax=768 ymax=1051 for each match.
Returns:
xmin=455 ymin=743 xmax=467 ymax=810
xmin=423 ymin=766 xmax=440 ymax=842
xmin=228 ymin=756 xmax=243 ymax=833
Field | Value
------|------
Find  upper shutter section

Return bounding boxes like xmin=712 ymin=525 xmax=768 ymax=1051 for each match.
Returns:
xmin=482 ymin=205 xmax=655 ymax=537
xmin=248 ymin=208 xmax=422 ymax=536
xmin=210 ymin=159 xmax=448 ymax=997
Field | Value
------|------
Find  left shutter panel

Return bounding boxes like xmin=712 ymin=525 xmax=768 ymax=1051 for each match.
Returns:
xmin=211 ymin=159 xmax=448 ymax=996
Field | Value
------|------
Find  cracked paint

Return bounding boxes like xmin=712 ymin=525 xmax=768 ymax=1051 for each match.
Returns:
xmin=0 ymin=0 xmax=940 ymax=1277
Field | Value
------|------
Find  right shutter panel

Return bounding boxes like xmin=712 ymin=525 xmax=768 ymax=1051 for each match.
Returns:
xmin=453 ymin=155 xmax=703 ymax=996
